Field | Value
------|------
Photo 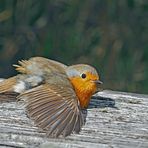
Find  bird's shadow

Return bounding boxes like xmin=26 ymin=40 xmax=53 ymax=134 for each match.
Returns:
xmin=82 ymin=95 xmax=116 ymax=123
xmin=89 ymin=95 xmax=116 ymax=109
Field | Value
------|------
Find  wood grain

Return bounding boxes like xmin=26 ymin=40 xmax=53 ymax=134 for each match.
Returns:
xmin=0 ymin=90 xmax=148 ymax=148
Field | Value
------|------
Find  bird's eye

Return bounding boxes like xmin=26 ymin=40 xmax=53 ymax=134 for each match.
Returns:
xmin=81 ymin=73 xmax=86 ymax=79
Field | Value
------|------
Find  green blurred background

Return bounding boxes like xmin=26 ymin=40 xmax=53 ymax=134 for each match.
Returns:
xmin=0 ymin=0 xmax=147 ymax=93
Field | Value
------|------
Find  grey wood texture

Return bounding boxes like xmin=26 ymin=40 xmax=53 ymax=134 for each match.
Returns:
xmin=0 ymin=90 xmax=148 ymax=148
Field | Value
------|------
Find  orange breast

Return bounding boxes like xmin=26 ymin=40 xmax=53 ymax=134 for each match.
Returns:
xmin=70 ymin=77 xmax=97 ymax=108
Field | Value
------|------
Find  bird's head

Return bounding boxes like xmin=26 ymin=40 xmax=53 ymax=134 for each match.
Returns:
xmin=66 ymin=64 xmax=102 ymax=108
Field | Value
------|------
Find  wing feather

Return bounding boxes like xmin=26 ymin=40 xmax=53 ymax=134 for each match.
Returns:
xmin=47 ymin=109 xmax=73 ymax=137
xmin=39 ymin=106 xmax=70 ymax=131
xmin=18 ymin=84 xmax=84 ymax=137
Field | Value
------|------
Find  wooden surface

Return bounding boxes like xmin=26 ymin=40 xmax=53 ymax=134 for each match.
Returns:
xmin=0 ymin=90 xmax=148 ymax=148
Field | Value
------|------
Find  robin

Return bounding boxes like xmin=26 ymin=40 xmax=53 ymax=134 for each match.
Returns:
xmin=0 ymin=57 xmax=102 ymax=137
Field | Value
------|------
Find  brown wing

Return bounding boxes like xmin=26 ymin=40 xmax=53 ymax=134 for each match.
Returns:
xmin=13 ymin=57 xmax=67 ymax=75
xmin=18 ymin=84 xmax=84 ymax=137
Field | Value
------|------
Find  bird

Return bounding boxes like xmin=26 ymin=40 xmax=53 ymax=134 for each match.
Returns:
xmin=0 ymin=57 xmax=102 ymax=137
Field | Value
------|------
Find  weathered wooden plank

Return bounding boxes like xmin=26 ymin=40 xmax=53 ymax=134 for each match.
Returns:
xmin=0 ymin=90 xmax=148 ymax=148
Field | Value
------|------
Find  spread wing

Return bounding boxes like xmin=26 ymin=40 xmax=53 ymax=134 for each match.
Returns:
xmin=0 ymin=56 xmax=84 ymax=136
xmin=18 ymin=84 xmax=84 ymax=137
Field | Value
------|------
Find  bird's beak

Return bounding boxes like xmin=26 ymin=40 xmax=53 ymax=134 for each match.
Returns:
xmin=94 ymin=80 xmax=103 ymax=85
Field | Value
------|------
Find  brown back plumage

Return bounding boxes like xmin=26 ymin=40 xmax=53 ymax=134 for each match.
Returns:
xmin=13 ymin=57 xmax=67 ymax=75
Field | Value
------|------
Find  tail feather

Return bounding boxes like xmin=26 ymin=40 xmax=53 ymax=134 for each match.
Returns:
xmin=0 ymin=77 xmax=17 ymax=94
xmin=0 ymin=77 xmax=16 ymax=93
xmin=0 ymin=92 xmax=18 ymax=102
xmin=0 ymin=77 xmax=18 ymax=101
xmin=13 ymin=60 xmax=31 ymax=74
